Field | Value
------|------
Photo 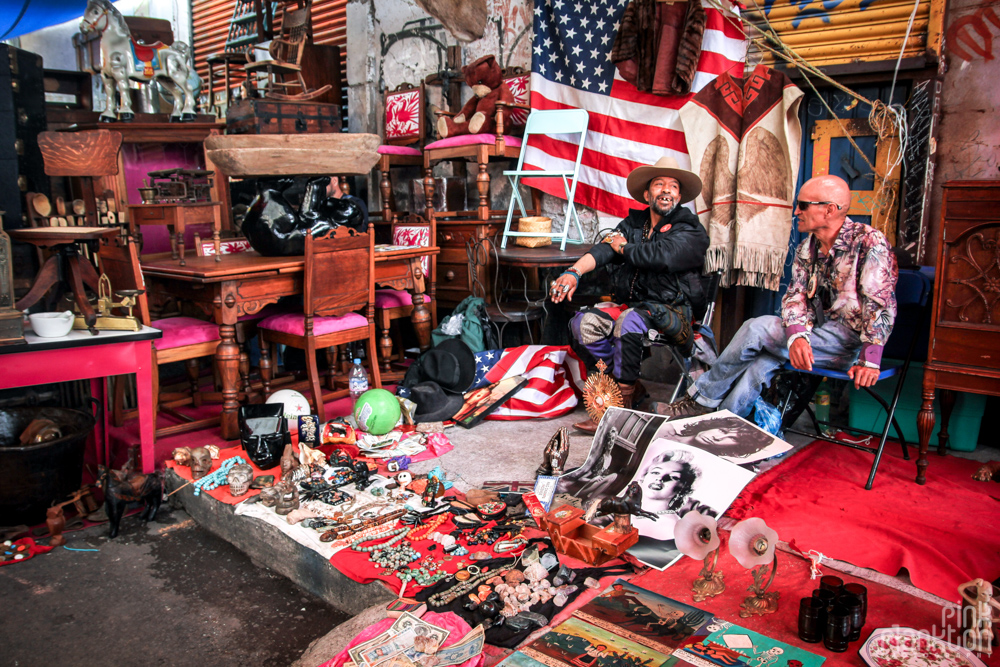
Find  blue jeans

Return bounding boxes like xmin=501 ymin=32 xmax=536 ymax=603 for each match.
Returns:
xmin=690 ymin=315 xmax=861 ymax=418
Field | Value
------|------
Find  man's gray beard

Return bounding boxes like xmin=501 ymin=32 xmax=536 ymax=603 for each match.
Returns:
xmin=651 ymin=198 xmax=676 ymax=217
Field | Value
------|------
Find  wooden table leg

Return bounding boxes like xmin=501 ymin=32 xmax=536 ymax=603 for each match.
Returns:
xmin=937 ymin=389 xmax=956 ymax=455
xmin=135 ymin=341 xmax=157 ymax=474
xmin=916 ymin=375 xmax=935 ymax=485
xmin=67 ymin=254 xmax=97 ymax=329
xmin=217 ymin=323 xmax=242 ymax=440
xmin=211 ymin=204 xmax=222 ymax=261
xmin=15 ymin=256 xmax=59 ymax=311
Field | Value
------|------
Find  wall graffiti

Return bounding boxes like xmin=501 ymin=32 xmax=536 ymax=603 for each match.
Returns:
xmin=946 ymin=0 xmax=1000 ymax=62
xmin=761 ymin=0 xmax=883 ymax=27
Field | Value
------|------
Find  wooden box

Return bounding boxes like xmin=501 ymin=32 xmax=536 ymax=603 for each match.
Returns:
xmin=226 ymin=99 xmax=342 ymax=135
xmin=539 ymin=505 xmax=639 ymax=566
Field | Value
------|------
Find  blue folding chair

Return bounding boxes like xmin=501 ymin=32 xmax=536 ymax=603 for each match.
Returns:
xmin=500 ymin=109 xmax=589 ymax=251
xmin=778 ymin=268 xmax=933 ymax=489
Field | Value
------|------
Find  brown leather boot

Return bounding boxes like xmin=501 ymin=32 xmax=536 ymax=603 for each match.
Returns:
xmin=618 ymin=382 xmax=636 ymax=410
xmin=573 ymin=417 xmax=598 ymax=434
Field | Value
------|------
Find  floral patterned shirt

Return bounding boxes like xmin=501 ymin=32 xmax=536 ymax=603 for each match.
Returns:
xmin=781 ymin=219 xmax=898 ymax=367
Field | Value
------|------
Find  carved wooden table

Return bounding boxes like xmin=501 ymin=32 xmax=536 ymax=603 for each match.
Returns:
xmin=141 ymin=246 xmax=438 ymax=440
xmin=917 ymin=181 xmax=1000 ymax=484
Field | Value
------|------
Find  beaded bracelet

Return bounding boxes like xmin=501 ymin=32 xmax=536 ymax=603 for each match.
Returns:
xmin=557 ymin=270 xmax=580 ymax=283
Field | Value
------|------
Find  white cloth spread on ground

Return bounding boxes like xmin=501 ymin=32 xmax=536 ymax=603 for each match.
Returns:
xmin=679 ymin=64 xmax=803 ymax=291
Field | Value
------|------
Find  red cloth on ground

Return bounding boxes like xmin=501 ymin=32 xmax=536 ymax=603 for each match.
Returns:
xmin=0 ymin=537 xmax=54 ymax=566
xmin=167 ymin=445 xmax=278 ymax=505
xmin=727 ymin=441 xmax=1000 ymax=603
xmin=320 ymin=611 xmax=483 ymax=667
xmin=628 ymin=547 xmax=998 ymax=666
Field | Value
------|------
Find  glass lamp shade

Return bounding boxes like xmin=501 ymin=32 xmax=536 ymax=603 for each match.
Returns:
xmin=728 ymin=517 xmax=778 ymax=569
xmin=674 ymin=511 xmax=720 ymax=560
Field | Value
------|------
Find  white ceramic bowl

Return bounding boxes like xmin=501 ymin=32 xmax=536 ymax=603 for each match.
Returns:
xmin=28 ymin=311 xmax=75 ymax=338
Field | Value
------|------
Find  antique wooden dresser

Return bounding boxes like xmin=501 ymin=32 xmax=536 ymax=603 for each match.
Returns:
xmin=436 ymin=221 xmax=500 ymax=307
xmin=917 ymin=181 xmax=1000 ymax=483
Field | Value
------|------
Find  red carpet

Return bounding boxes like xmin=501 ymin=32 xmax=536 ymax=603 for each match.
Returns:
xmin=628 ymin=549 xmax=1000 ymax=666
xmin=728 ymin=441 xmax=1000 ymax=603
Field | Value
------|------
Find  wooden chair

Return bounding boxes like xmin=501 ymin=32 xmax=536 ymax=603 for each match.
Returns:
xmin=243 ymin=0 xmax=331 ymax=101
xmin=36 ymin=129 xmax=123 ymax=227
xmin=99 ymin=236 xmax=224 ymax=438
xmin=374 ymin=213 xmax=433 ymax=374
xmin=256 ymin=227 xmax=381 ymax=422
xmin=422 ymin=66 xmax=535 ymax=223
xmin=377 ymin=82 xmax=426 ymax=223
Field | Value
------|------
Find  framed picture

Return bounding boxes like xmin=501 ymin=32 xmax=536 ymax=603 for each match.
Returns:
xmin=454 ymin=375 xmax=529 ymax=428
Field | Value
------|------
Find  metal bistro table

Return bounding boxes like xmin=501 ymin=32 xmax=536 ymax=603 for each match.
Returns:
xmin=0 ymin=326 xmax=162 ymax=473
xmin=141 ymin=246 xmax=438 ymax=441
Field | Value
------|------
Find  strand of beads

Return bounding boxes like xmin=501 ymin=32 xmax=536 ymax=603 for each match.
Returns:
xmin=407 ymin=512 xmax=450 ymax=540
xmin=428 ymin=567 xmax=494 ymax=607
xmin=397 ymin=554 xmax=448 ymax=586
xmin=350 ymin=526 xmax=408 ymax=553
xmin=193 ymin=456 xmax=247 ymax=496
xmin=371 ymin=542 xmax=419 ymax=571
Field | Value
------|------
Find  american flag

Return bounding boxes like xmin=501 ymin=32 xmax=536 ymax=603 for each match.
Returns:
xmin=522 ymin=0 xmax=747 ymax=218
xmin=471 ymin=346 xmax=586 ymax=420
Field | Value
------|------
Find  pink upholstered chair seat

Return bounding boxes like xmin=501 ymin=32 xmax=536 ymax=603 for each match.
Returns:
xmin=378 ymin=145 xmax=422 ymax=156
xmin=258 ymin=311 xmax=368 ymax=337
xmin=152 ymin=317 xmax=221 ymax=351
xmin=375 ymin=289 xmax=413 ymax=309
xmin=424 ymin=134 xmax=523 ymax=150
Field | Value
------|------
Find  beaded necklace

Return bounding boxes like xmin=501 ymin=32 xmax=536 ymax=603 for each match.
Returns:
xmin=407 ymin=512 xmax=450 ymax=540
xmin=350 ymin=526 xmax=408 ymax=552
xmin=194 ymin=456 xmax=247 ymax=496
xmin=428 ymin=567 xmax=494 ymax=607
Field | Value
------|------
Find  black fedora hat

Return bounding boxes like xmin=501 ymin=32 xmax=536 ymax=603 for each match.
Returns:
xmin=410 ymin=381 xmax=464 ymax=423
xmin=401 ymin=338 xmax=476 ymax=394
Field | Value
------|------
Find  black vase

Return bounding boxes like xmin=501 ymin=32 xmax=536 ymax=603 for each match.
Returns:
xmin=241 ymin=187 xmax=305 ymax=256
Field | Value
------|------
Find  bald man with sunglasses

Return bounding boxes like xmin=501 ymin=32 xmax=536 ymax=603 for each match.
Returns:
xmin=654 ymin=174 xmax=898 ymax=420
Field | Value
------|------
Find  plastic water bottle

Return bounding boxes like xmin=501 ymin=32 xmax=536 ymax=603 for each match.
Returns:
xmin=814 ymin=379 xmax=831 ymax=426
xmin=349 ymin=358 xmax=369 ymax=403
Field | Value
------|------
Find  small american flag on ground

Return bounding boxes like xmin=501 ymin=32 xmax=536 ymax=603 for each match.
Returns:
xmin=471 ymin=345 xmax=586 ymax=420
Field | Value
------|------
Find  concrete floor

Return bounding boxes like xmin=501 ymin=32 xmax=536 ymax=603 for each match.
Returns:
xmin=0 ymin=506 xmax=349 ymax=667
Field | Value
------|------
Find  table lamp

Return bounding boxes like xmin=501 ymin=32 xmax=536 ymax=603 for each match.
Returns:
xmin=729 ymin=517 xmax=780 ymax=618
xmin=674 ymin=510 xmax=725 ymax=601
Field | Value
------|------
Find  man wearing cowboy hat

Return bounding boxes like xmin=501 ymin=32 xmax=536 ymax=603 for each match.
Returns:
xmin=550 ymin=156 xmax=709 ymax=433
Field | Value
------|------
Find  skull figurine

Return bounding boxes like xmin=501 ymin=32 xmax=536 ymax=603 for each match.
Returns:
xmin=227 ymin=463 xmax=254 ymax=497
xmin=274 ymin=482 xmax=299 ymax=515
xmin=396 ymin=471 xmax=412 ymax=492
xmin=172 ymin=447 xmax=192 ymax=467
xmin=189 ymin=447 xmax=213 ymax=480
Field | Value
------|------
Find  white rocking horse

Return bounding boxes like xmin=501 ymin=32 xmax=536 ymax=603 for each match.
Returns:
xmin=80 ymin=0 xmax=202 ymax=122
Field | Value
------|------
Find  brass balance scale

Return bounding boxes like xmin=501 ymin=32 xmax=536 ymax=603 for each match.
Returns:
xmin=72 ymin=274 xmax=143 ymax=332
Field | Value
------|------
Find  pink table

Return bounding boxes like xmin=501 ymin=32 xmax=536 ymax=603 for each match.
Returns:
xmin=0 ymin=326 xmax=161 ymax=473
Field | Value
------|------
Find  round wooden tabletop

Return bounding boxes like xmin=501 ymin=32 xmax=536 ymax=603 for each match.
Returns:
xmin=495 ymin=243 xmax=594 ymax=268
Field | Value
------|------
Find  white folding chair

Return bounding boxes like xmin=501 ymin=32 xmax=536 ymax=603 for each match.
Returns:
xmin=500 ymin=109 xmax=589 ymax=251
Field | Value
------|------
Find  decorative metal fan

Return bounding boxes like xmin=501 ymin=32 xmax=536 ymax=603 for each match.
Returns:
xmin=582 ymin=360 xmax=622 ymax=424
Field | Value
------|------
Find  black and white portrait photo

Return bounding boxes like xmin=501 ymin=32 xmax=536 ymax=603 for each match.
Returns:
xmin=626 ymin=440 xmax=755 ymax=569
xmin=651 ymin=410 xmax=791 ymax=464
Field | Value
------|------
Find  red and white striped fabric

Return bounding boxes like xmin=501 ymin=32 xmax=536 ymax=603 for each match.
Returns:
xmin=523 ymin=0 xmax=748 ymax=218
xmin=479 ymin=345 xmax=586 ymax=421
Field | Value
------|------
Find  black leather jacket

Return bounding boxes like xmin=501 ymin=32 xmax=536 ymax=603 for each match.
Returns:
xmin=587 ymin=205 xmax=709 ymax=306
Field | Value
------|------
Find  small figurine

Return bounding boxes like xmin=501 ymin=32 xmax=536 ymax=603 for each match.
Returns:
xmin=537 ymin=427 xmax=570 ymax=476
xmin=172 ymin=447 xmax=192 ymax=467
xmin=274 ymin=482 xmax=299 ymax=515
xmin=189 ymin=447 xmax=212 ymax=480
xmin=395 ymin=471 xmax=413 ymax=493
xmin=280 ymin=444 xmax=297 ymax=480
xmin=584 ymin=481 xmax=658 ymax=534
xmin=97 ymin=465 xmax=163 ymax=539
xmin=960 ymin=578 xmax=1000 ymax=655
xmin=353 ymin=460 xmax=373 ymax=490
xmin=422 ymin=475 xmax=442 ymax=507
xmin=46 ymin=506 xmax=66 ymax=547
xmin=227 ymin=464 xmax=254 ymax=497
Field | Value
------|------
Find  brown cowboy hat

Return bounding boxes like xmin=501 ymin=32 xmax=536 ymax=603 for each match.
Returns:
xmin=625 ymin=156 xmax=703 ymax=206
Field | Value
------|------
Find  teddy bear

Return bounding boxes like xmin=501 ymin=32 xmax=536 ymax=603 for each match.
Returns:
xmin=437 ymin=54 xmax=516 ymax=139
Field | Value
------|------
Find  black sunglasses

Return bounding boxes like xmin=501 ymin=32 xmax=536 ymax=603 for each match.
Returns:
xmin=796 ymin=200 xmax=842 ymax=211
